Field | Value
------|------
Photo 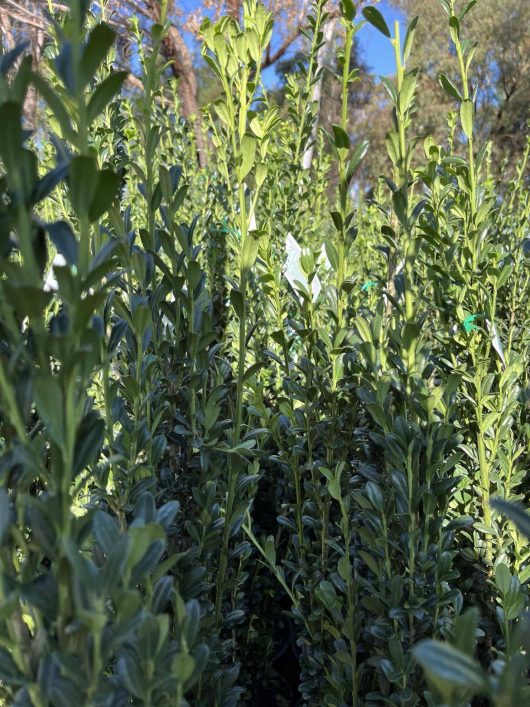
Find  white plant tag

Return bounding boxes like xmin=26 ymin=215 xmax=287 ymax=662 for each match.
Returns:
xmin=486 ymin=319 xmax=506 ymax=368
xmin=44 ymin=254 xmax=67 ymax=292
xmin=284 ymin=233 xmax=321 ymax=302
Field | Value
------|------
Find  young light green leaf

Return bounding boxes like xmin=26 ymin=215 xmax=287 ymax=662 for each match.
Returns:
xmin=413 ymin=640 xmax=487 ymax=690
xmin=492 ymin=498 xmax=530 ymax=540
xmin=399 ymin=70 xmax=417 ymax=113
xmin=239 ymin=134 xmax=256 ymax=181
xmin=460 ymin=98 xmax=474 ymax=139
xmin=346 ymin=139 xmax=369 ymax=183
xmin=240 ymin=232 xmax=260 ymax=273
xmin=214 ymin=99 xmax=231 ymax=126
xmin=403 ymin=16 xmax=418 ymax=61
xmin=439 ymin=73 xmax=463 ymax=101
xmin=449 ymin=15 xmax=460 ymax=44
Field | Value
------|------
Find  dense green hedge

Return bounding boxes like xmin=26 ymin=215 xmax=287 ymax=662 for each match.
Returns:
xmin=0 ymin=1 xmax=528 ymax=705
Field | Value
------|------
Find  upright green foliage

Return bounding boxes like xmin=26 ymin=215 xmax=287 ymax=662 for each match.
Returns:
xmin=415 ymin=499 xmax=530 ymax=706
xmin=0 ymin=0 xmax=528 ymax=705
xmin=201 ymin=0 xmax=277 ymax=633
xmin=0 ymin=6 xmax=206 ymax=706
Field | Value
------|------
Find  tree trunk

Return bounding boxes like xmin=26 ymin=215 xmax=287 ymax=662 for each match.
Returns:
xmin=23 ymin=27 xmax=44 ymax=131
xmin=302 ymin=18 xmax=336 ymax=170
xmin=226 ymin=0 xmax=241 ymax=21
xmin=145 ymin=0 xmax=207 ymax=167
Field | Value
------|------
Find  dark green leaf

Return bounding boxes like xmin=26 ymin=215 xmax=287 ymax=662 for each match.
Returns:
xmin=33 ymin=377 xmax=64 ymax=448
xmin=46 ymin=221 xmax=78 ymax=266
xmin=1 ymin=42 xmax=29 ymax=77
xmin=362 ymin=7 xmax=391 ymax=37
xmin=331 ymin=124 xmax=350 ymax=150
xmin=346 ymin=139 xmax=369 ymax=183
xmin=55 ymin=43 xmax=75 ymax=93
xmin=73 ymin=411 xmax=105 ymax=475
xmin=157 ymin=501 xmax=180 ymax=530
xmin=109 ymin=318 xmax=128 ymax=354
xmin=0 ymin=490 xmax=11 ymax=547
xmin=0 ymin=648 xmax=27 ymax=686
xmin=31 ymin=163 xmax=69 ymax=206
xmin=81 ymin=23 xmax=116 ymax=88
xmin=340 ymin=0 xmax=356 ymax=22
xmin=89 ymin=169 xmax=121 ymax=222
xmin=94 ymin=511 xmax=121 ymax=556
xmin=118 ymin=656 xmax=143 ymax=698
xmin=152 ymin=576 xmax=173 ymax=614
xmin=87 ymin=71 xmax=128 ymax=123
xmin=69 ymin=156 xmax=98 ymax=216
xmin=0 ymin=103 xmax=23 ymax=173
xmin=31 ymin=74 xmax=76 ymax=141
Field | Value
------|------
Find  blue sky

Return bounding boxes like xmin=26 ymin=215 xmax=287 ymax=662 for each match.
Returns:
xmin=358 ymin=1 xmax=405 ymax=75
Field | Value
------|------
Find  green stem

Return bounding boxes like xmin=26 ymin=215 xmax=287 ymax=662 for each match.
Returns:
xmin=476 ymin=385 xmax=493 ymax=565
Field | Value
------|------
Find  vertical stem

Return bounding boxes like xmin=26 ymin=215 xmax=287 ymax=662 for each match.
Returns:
xmin=476 ymin=384 xmax=493 ymax=564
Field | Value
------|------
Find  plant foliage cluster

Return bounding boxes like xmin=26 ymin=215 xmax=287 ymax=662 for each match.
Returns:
xmin=0 ymin=1 xmax=529 ymax=705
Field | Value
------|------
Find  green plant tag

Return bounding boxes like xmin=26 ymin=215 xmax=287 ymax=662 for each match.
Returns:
xmin=361 ymin=280 xmax=377 ymax=292
xmin=462 ymin=314 xmax=481 ymax=332
xmin=219 ymin=217 xmax=240 ymax=238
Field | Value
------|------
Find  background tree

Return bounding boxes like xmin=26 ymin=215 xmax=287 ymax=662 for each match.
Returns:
xmin=0 ymin=0 xmax=314 ymax=164
xmin=0 ymin=0 xmax=50 ymax=128
xmin=1 ymin=0 xmax=527 ymax=181
xmin=388 ymin=0 xmax=530 ymax=169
